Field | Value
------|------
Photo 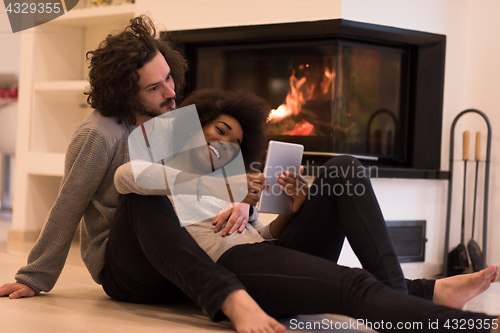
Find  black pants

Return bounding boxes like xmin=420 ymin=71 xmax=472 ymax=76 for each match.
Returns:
xmin=217 ymin=243 xmax=493 ymax=332
xmin=101 ymin=156 xmax=494 ymax=331
xmin=101 ymin=190 xmax=243 ymax=321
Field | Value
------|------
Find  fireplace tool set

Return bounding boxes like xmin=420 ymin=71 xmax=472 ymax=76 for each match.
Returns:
xmin=443 ymin=109 xmax=492 ymax=277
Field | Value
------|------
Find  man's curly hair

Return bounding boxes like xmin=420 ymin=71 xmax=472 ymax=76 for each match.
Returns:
xmin=179 ymin=89 xmax=271 ymax=170
xmin=86 ymin=15 xmax=187 ymax=126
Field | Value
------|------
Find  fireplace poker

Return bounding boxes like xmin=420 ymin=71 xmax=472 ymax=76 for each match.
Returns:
xmin=468 ymin=131 xmax=484 ymax=272
xmin=447 ymin=130 xmax=470 ymax=276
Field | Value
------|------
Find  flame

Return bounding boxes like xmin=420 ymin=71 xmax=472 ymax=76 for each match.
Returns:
xmin=268 ymin=69 xmax=306 ymax=123
xmin=268 ymin=104 xmax=291 ymax=122
xmin=268 ymin=58 xmax=335 ymax=135
xmin=322 ymin=66 xmax=334 ymax=95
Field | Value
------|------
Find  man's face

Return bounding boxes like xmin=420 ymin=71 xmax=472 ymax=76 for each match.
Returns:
xmin=136 ymin=51 xmax=176 ymax=118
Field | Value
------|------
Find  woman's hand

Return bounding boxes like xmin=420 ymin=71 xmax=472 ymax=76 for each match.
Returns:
xmin=277 ymin=166 xmax=308 ymax=213
xmin=242 ymin=173 xmax=268 ymax=206
xmin=0 ymin=283 xmax=35 ymax=299
xmin=267 ymin=167 xmax=308 ymax=238
xmin=213 ymin=202 xmax=252 ymax=236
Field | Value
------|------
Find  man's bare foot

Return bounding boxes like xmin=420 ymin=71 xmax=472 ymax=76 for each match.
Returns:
xmin=221 ymin=289 xmax=286 ymax=333
xmin=434 ymin=264 xmax=499 ymax=309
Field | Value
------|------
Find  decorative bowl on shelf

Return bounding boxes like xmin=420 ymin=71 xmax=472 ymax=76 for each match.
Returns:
xmin=85 ymin=0 xmax=134 ymax=7
xmin=0 ymin=74 xmax=17 ymax=106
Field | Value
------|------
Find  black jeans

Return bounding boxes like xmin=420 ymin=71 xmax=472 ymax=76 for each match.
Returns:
xmin=101 ymin=156 xmax=494 ymax=330
xmin=101 ymin=192 xmax=244 ymax=321
xmin=217 ymin=243 xmax=493 ymax=332
xmin=214 ymin=157 xmax=494 ymax=331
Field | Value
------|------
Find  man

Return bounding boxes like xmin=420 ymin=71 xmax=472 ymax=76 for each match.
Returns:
xmin=0 ymin=14 xmax=497 ymax=333
xmin=0 ymin=15 xmax=254 ymax=321
xmin=0 ymin=15 xmax=182 ymax=294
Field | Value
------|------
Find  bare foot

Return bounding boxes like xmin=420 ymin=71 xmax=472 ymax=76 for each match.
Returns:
xmin=434 ymin=264 xmax=499 ymax=309
xmin=221 ymin=289 xmax=286 ymax=333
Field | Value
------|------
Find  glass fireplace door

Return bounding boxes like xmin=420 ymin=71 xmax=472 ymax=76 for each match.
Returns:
xmin=195 ymin=39 xmax=406 ymax=162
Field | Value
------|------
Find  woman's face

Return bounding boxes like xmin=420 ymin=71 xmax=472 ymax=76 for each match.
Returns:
xmin=191 ymin=114 xmax=244 ymax=173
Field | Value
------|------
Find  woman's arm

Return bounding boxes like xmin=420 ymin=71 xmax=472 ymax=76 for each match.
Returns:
xmin=269 ymin=214 xmax=294 ymax=239
xmin=268 ymin=168 xmax=309 ymax=238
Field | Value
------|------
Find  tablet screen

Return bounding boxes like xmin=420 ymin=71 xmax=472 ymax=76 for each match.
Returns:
xmin=258 ymin=141 xmax=304 ymax=214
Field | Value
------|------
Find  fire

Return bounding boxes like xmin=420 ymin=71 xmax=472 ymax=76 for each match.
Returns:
xmin=268 ymin=69 xmax=306 ymax=123
xmin=267 ymin=58 xmax=335 ymax=136
xmin=268 ymin=104 xmax=291 ymax=121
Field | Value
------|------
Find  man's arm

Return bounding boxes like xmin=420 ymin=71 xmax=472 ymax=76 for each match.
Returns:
xmin=0 ymin=283 xmax=35 ymax=299
xmin=115 ymin=161 xmax=264 ymax=206
xmin=212 ymin=202 xmax=254 ymax=236
xmin=115 ymin=160 xmax=225 ymax=197
xmin=115 ymin=160 xmax=173 ymax=196
xmin=6 ymin=129 xmax=114 ymax=295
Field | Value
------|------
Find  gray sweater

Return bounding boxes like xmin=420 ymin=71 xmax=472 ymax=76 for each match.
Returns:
xmin=15 ymin=111 xmax=131 ymax=294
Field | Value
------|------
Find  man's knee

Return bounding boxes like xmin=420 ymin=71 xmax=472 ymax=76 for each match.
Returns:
xmin=120 ymin=193 xmax=175 ymax=221
xmin=123 ymin=193 xmax=171 ymax=208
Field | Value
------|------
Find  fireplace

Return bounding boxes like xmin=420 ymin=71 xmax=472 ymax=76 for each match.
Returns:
xmin=166 ymin=19 xmax=446 ymax=173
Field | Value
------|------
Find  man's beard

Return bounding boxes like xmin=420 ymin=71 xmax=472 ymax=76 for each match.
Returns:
xmin=139 ymin=98 xmax=176 ymax=118
xmin=138 ymin=108 xmax=163 ymax=118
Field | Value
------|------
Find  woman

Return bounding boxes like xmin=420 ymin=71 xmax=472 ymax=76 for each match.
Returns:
xmin=113 ymin=89 xmax=499 ymax=333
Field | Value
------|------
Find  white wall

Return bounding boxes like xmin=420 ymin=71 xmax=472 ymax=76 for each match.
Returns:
xmin=137 ymin=0 xmax=342 ymax=30
xmin=464 ymin=0 xmax=500 ymax=269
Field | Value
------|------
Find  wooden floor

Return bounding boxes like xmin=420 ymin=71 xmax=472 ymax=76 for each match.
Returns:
xmin=0 ymin=211 xmax=499 ymax=333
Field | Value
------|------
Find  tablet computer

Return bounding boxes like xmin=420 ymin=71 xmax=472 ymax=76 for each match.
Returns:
xmin=257 ymin=141 xmax=304 ymax=214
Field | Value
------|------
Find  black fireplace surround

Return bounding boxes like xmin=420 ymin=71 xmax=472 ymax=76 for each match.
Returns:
xmin=164 ymin=20 xmax=447 ymax=179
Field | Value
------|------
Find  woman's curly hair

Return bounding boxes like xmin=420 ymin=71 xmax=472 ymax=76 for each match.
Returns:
xmin=179 ymin=89 xmax=271 ymax=170
xmin=86 ymin=15 xmax=187 ymax=126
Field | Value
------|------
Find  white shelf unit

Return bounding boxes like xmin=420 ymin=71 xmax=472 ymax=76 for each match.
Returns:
xmin=32 ymin=81 xmax=91 ymax=155
xmin=11 ymin=5 xmax=137 ymax=239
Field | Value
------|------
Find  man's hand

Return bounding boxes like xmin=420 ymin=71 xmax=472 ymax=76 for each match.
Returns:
xmin=277 ymin=166 xmax=308 ymax=213
xmin=213 ymin=202 xmax=251 ymax=236
xmin=213 ymin=173 xmax=266 ymax=236
xmin=0 ymin=283 xmax=35 ymax=299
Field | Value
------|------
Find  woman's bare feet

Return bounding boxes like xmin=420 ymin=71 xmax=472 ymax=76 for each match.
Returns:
xmin=221 ymin=289 xmax=286 ymax=333
xmin=433 ymin=264 xmax=499 ymax=309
